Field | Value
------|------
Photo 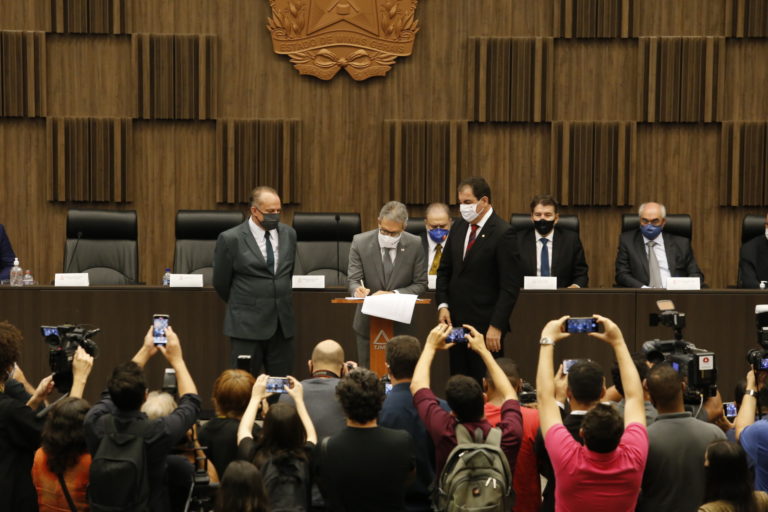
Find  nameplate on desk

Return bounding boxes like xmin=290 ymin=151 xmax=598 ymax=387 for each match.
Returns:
xmin=170 ymin=274 xmax=204 ymax=288
xmin=427 ymin=275 xmax=437 ymax=290
xmin=524 ymin=276 xmax=557 ymax=290
xmin=666 ymin=277 xmax=701 ymax=290
xmin=292 ymin=275 xmax=325 ymax=289
xmin=54 ymin=273 xmax=89 ymax=287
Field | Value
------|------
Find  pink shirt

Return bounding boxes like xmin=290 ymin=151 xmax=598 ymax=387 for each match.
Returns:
xmin=544 ymin=422 xmax=648 ymax=512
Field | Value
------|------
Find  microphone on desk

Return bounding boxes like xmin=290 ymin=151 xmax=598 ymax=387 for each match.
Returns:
xmin=64 ymin=231 xmax=83 ymax=273
xmin=334 ymin=214 xmax=341 ymax=286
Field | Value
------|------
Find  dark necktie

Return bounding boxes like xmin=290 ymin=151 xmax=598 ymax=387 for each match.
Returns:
xmin=465 ymin=224 xmax=479 ymax=257
xmin=265 ymin=231 xmax=275 ymax=274
xmin=382 ymin=248 xmax=394 ymax=283
xmin=540 ymin=238 xmax=550 ymax=277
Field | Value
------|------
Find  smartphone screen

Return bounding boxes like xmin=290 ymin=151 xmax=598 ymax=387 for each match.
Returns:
xmin=565 ymin=317 xmax=598 ymax=333
xmin=266 ymin=377 xmax=290 ymax=394
xmin=759 ymin=359 xmax=768 ymax=371
xmin=153 ymin=315 xmax=169 ymax=346
xmin=447 ymin=327 xmax=469 ymax=343
xmin=723 ymin=402 xmax=737 ymax=419
xmin=563 ymin=359 xmax=579 ymax=374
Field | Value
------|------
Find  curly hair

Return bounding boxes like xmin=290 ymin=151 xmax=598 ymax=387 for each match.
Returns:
xmin=0 ymin=320 xmax=22 ymax=382
xmin=336 ymin=368 xmax=385 ymax=424
xmin=42 ymin=397 xmax=91 ymax=475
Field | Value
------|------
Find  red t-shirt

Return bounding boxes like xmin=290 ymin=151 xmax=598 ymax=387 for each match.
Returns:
xmin=486 ymin=402 xmax=541 ymax=512
xmin=413 ymin=388 xmax=523 ymax=477
xmin=544 ymin=422 xmax=648 ymax=512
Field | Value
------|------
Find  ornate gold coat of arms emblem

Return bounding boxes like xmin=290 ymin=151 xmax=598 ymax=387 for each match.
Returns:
xmin=267 ymin=0 xmax=420 ymax=81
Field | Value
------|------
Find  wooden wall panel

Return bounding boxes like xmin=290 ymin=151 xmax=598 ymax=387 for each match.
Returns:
xmin=0 ymin=1 xmax=50 ymax=31
xmin=720 ymin=122 xmax=768 ymax=206
xmin=554 ymin=0 xmax=634 ymax=38
xmin=50 ymin=0 xmax=126 ymax=34
xmin=125 ymin=0 xmax=216 ymax=34
xmin=133 ymin=34 xmax=216 ymax=120
xmin=216 ymin=119 xmax=301 ymax=205
xmin=468 ymin=37 xmax=553 ymax=122
xmin=725 ymin=0 xmax=768 ymax=37
xmin=639 ymin=37 xmax=725 ymax=122
xmin=723 ymin=40 xmax=768 ymax=120
xmin=468 ymin=0 xmax=553 ymax=36
xmin=635 ymin=0 xmax=727 ymax=36
xmin=386 ymin=120 xmax=467 ymax=205
xmin=46 ymin=117 xmax=132 ymax=202
xmin=0 ymin=31 xmax=46 ymax=117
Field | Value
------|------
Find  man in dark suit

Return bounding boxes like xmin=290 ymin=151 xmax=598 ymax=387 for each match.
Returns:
xmin=0 ymin=224 xmax=16 ymax=281
xmin=213 ymin=186 xmax=297 ymax=376
xmin=348 ymin=201 xmax=428 ymax=366
xmin=615 ymin=202 xmax=703 ymax=288
xmin=516 ymin=195 xmax=588 ymax=288
xmin=421 ymin=203 xmax=452 ymax=288
xmin=436 ymin=176 xmax=521 ymax=383
xmin=739 ymin=213 xmax=768 ymax=288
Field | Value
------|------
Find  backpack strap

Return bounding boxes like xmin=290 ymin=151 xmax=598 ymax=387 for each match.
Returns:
xmin=485 ymin=427 xmax=503 ymax=447
xmin=455 ymin=423 xmax=473 ymax=444
xmin=57 ymin=472 xmax=78 ymax=512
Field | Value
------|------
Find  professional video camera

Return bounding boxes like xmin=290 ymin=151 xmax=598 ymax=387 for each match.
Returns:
xmin=746 ymin=305 xmax=768 ymax=372
xmin=41 ymin=324 xmax=100 ymax=393
xmin=642 ymin=300 xmax=717 ymax=401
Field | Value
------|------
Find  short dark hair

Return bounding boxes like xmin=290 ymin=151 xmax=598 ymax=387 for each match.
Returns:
xmin=645 ymin=363 xmax=683 ymax=408
xmin=581 ymin=403 xmax=624 ymax=453
xmin=336 ymin=368 xmax=385 ymax=424
xmin=611 ymin=352 xmax=649 ymax=397
xmin=216 ymin=460 xmax=268 ymax=512
xmin=42 ymin=397 xmax=91 ymax=475
xmin=458 ymin=176 xmax=492 ymax=203
xmin=0 ymin=321 xmax=22 ymax=382
xmin=486 ymin=358 xmax=520 ymax=390
xmin=568 ymin=360 xmax=605 ymax=404
xmin=529 ymin=194 xmax=559 ymax=213
xmin=108 ymin=362 xmax=147 ymax=411
xmin=386 ymin=336 xmax=421 ymax=380
xmin=446 ymin=375 xmax=484 ymax=422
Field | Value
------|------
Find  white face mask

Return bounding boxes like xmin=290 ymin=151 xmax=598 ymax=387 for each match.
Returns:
xmin=378 ymin=232 xmax=401 ymax=249
xmin=460 ymin=203 xmax=481 ymax=223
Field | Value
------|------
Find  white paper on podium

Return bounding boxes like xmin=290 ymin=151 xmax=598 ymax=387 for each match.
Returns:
xmin=361 ymin=293 xmax=418 ymax=324
xmin=55 ymin=273 xmax=89 ymax=287
xmin=666 ymin=277 xmax=701 ymax=290
xmin=170 ymin=274 xmax=204 ymax=288
xmin=524 ymin=276 xmax=557 ymax=290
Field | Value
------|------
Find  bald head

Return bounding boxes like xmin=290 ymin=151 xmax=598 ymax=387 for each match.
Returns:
xmin=311 ymin=339 xmax=345 ymax=372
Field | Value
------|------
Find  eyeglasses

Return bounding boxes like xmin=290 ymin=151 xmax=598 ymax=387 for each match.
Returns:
xmin=639 ymin=217 xmax=663 ymax=227
xmin=379 ymin=227 xmax=402 ymax=237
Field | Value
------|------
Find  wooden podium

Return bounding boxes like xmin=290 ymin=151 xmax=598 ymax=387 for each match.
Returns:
xmin=331 ymin=297 xmax=432 ymax=376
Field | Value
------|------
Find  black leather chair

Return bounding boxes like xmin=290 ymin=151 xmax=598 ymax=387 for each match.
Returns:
xmin=293 ymin=213 xmax=361 ymax=287
xmin=742 ymin=214 xmax=766 ymax=244
xmin=174 ymin=210 xmax=244 ymax=286
xmin=621 ymin=214 xmax=692 ymax=239
xmin=64 ymin=209 xmax=138 ymax=285
xmin=405 ymin=217 xmax=427 ymax=238
xmin=510 ymin=213 xmax=580 ymax=234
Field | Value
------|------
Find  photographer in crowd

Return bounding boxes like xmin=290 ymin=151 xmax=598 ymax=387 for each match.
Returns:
xmin=536 ymin=315 xmax=648 ymax=511
xmin=735 ymin=368 xmax=768 ymax=492
xmin=0 ymin=320 xmax=56 ymax=512
xmin=84 ymin=325 xmax=201 ymax=512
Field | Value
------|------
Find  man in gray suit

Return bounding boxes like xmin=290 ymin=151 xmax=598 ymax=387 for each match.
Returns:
xmin=347 ymin=201 xmax=428 ymax=366
xmin=213 ymin=186 xmax=297 ymax=376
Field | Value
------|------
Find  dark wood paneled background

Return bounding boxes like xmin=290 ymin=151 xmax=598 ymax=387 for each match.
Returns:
xmin=1 ymin=0 xmax=768 ymax=290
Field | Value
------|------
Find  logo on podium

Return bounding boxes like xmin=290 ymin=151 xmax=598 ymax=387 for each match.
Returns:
xmin=267 ymin=0 xmax=420 ymax=81
xmin=372 ymin=329 xmax=390 ymax=350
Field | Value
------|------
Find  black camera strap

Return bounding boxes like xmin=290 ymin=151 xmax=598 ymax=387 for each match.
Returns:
xmin=57 ymin=472 xmax=78 ymax=512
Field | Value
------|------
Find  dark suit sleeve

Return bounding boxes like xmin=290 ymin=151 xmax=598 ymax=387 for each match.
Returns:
xmin=490 ymin=227 xmax=520 ymax=331
xmin=213 ymin=233 xmax=233 ymax=302
xmin=615 ymin=235 xmax=645 ymax=288
xmin=347 ymin=237 xmax=364 ymax=296
xmin=571 ymin=236 xmax=589 ymax=288
xmin=435 ymin=229 xmax=455 ymax=307
xmin=739 ymin=241 xmax=760 ymax=288
xmin=0 ymin=225 xmax=16 ymax=280
xmin=680 ymin=238 xmax=704 ymax=281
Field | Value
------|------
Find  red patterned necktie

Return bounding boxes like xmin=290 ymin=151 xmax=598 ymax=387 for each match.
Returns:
xmin=465 ymin=224 xmax=479 ymax=255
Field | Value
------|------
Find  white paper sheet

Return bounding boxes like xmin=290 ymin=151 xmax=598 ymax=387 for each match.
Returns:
xmin=361 ymin=293 xmax=418 ymax=324
xmin=170 ymin=274 xmax=204 ymax=288
xmin=291 ymin=275 xmax=325 ymax=289
xmin=54 ymin=273 xmax=89 ymax=287
xmin=665 ymin=277 xmax=701 ymax=290
xmin=524 ymin=276 xmax=557 ymax=290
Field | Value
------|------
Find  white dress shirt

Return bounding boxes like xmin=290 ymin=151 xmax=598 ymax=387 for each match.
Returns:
xmin=380 ymin=246 xmax=397 ymax=264
xmin=427 ymin=236 xmax=447 ymax=271
xmin=248 ymin=217 xmax=279 ymax=273
xmin=535 ymin=230 xmax=554 ymax=276
xmin=643 ymin=234 xmax=670 ymax=287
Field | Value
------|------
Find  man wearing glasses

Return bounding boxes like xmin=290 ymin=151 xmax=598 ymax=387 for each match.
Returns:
xmin=347 ymin=201 xmax=427 ymax=366
xmin=615 ymin=202 xmax=703 ymax=288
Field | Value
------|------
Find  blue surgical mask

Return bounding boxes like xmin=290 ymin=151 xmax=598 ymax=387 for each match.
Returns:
xmin=428 ymin=228 xmax=449 ymax=244
xmin=640 ymin=223 xmax=663 ymax=240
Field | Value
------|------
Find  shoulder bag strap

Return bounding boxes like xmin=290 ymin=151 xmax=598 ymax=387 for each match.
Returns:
xmin=57 ymin=472 xmax=78 ymax=512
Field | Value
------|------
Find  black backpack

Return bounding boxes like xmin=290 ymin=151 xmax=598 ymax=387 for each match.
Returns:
xmin=261 ymin=453 xmax=310 ymax=512
xmin=88 ymin=415 xmax=151 ymax=512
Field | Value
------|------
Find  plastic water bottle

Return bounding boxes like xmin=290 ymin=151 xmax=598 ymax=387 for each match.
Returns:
xmin=162 ymin=268 xmax=171 ymax=287
xmin=22 ymin=270 xmax=34 ymax=286
xmin=9 ymin=258 xmax=23 ymax=286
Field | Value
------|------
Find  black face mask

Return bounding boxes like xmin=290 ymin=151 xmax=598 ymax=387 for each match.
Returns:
xmin=533 ymin=219 xmax=555 ymax=236
xmin=260 ymin=213 xmax=280 ymax=231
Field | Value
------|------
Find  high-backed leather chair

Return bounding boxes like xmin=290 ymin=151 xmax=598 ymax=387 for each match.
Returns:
xmin=510 ymin=214 xmax=580 ymax=234
xmin=174 ymin=210 xmax=244 ymax=286
xmin=621 ymin=214 xmax=692 ymax=239
xmin=64 ymin=209 xmax=138 ymax=285
xmin=405 ymin=217 xmax=427 ymax=238
xmin=742 ymin=214 xmax=766 ymax=244
xmin=293 ymin=213 xmax=361 ymax=287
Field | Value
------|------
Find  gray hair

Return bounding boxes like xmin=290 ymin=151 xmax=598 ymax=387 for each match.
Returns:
xmin=141 ymin=391 xmax=177 ymax=421
xmin=378 ymin=201 xmax=409 ymax=225
xmin=638 ymin=202 xmax=666 ymax=219
xmin=250 ymin=186 xmax=278 ymax=208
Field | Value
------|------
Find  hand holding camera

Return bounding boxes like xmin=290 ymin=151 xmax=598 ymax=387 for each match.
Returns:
xmin=426 ymin=323 xmax=452 ymax=350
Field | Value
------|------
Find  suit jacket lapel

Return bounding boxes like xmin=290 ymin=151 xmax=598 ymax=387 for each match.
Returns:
xmin=634 ymin=231 xmax=650 ymax=282
xmin=277 ymin=225 xmax=291 ymax=274
xmin=522 ymin=229 xmax=537 ymax=275
xmin=241 ymin=222 xmax=268 ymax=267
xmin=663 ymin=232 xmax=677 ymax=277
xmin=464 ymin=213 xmax=496 ymax=265
xmin=369 ymin=233 xmax=386 ymax=288
xmin=451 ymin=221 xmax=469 ymax=273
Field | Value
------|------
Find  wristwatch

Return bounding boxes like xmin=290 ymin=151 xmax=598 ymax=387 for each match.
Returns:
xmin=746 ymin=389 xmax=758 ymax=398
xmin=539 ymin=336 xmax=555 ymax=346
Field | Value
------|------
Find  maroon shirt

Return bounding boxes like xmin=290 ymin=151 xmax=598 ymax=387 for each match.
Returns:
xmin=413 ymin=388 xmax=523 ymax=476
